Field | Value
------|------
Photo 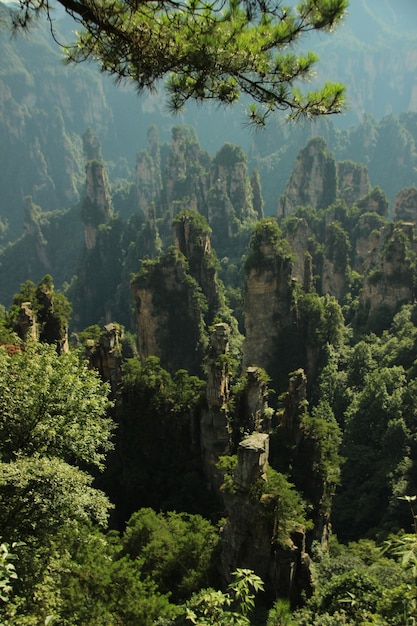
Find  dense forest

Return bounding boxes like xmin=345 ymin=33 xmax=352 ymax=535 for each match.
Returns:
xmin=2 ymin=0 xmax=417 ymax=624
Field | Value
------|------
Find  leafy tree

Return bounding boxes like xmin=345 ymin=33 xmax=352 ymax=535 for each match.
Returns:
xmin=7 ymin=276 xmax=72 ymax=349
xmin=55 ymin=524 xmax=178 ymax=626
xmin=9 ymin=0 xmax=348 ymax=124
xmin=122 ymin=508 xmax=220 ymax=602
xmin=107 ymin=356 xmax=212 ymax=519
xmin=180 ymin=568 xmax=264 ymax=626
xmin=0 ymin=306 xmax=19 ymax=346
xmin=289 ymin=536 xmax=412 ymax=626
xmin=3 ymin=522 xmax=178 ymax=626
xmin=0 ymin=343 xmax=114 ymax=622
xmin=334 ymin=364 xmax=413 ymax=540
xmin=0 ymin=542 xmax=19 ymax=605
xmin=266 ymin=598 xmax=295 ymax=626
xmin=261 ymin=467 xmax=312 ymax=546
xmin=0 ymin=343 xmax=113 ymax=466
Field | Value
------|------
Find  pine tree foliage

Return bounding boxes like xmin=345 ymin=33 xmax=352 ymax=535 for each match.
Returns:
xmin=9 ymin=0 xmax=348 ymax=124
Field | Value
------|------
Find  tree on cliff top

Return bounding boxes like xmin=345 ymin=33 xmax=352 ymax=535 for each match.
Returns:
xmin=9 ymin=0 xmax=348 ymax=125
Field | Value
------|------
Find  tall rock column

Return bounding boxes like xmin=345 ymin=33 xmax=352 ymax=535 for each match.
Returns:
xmin=200 ymin=323 xmax=232 ymax=489
xmin=81 ymin=129 xmax=113 ymax=250
xmin=243 ymin=219 xmax=294 ymax=393
xmin=219 ymin=432 xmax=312 ymax=602
xmin=85 ymin=323 xmax=122 ymax=393
xmin=81 ymin=160 xmax=113 ymax=250
xmin=278 ymin=137 xmax=337 ymax=218
xmin=136 ymin=125 xmax=162 ymax=218
xmin=274 ymin=369 xmax=341 ymax=548
xmin=173 ymin=210 xmax=220 ymax=321
xmin=131 ymin=248 xmax=208 ymax=376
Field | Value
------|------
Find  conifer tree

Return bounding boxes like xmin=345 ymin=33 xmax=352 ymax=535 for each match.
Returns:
xmin=10 ymin=0 xmax=348 ymax=124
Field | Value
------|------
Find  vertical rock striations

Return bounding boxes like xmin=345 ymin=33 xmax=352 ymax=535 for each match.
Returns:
xmin=208 ymin=143 xmax=258 ymax=257
xmin=336 ymin=160 xmax=370 ymax=207
xmin=243 ymin=219 xmax=294 ymax=392
xmin=360 ymin=223 xmax=417 ymax=319
xmin=163 ymin=126 xmax=210 ymax=219
xmin=393 ymin=187 xmax=417 ymax=223
xmin=219 ymin=431 xmax=312 ymax=603
xmin=85 ymin=323 xmax=122 ymax=392
xmin=131 ymin=247 xmax=207 ymax=375
xmin=136 ymin=125 xmax=162 ymax=218
xmin=81 ymin=159 xmax=113 ymax=250
xmin=278 ymin=137 xmax=337 ymax=218
xmin=200 ymin=323 xmax=232 ymax=489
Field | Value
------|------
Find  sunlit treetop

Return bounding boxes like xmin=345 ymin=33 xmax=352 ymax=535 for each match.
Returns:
xmin=9 ymin=0 xmax=348 ymax=124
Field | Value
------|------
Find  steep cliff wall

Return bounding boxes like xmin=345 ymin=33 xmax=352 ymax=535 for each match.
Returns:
xmin=207 ymin=143 xmax=258 ymax=258
xmin=336 ymin=160 xmax=370 ymax=207
xmin=163 ymin=126 xmax=210 ymax=219
xmin=285 ymin=218 xmax=315 ymax=286
xmin=13 ymin=277 xmax=70 ymax=354
xmin=85 ymin=323 xmax=123 ymax=392
xmin=131 ymin=248 xmax=208 ymax=375
xmin=278 ymin=138 xmax=337 ymax=218
xmin=274 ymin=369 xmax=340 ymax=547
xmin=243 ymin=221 xmax=294 ymax=391
xmin=200 ymin=323 xmax=232 ymax=489
xmin=81 ymin=160 xmax=113 ymax=250
xmin=393 ymin=187 xmax=417 ymax=222
xmin=219 ymin=432 xmax=312 ymax=602
xmin=173 ymin=211 xmax=220 ymax=321
xmin=321 ymin=221 xmax=351 ymax=300
xmin=352 ymin=211 xmax=386 ymax=274
xmin=360 ymin=223 xmax=417 ymax=319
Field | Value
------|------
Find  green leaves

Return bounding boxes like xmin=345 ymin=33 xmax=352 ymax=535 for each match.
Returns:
xmin=0 ymin=456 xmax=112 ymax=541
xmin=184 ymin=568 xmax=264 ymax=625
xmin=11 ymin=0 xmax=348 ymax=123
xmin=0 ymin=343 xmax=114 ymax=467
xmin=122 ymin=508 xmax=219 ymax=601
xmin=0 ymin=541 xmax=19 ymax=604
xmin=0 ymin=340 xmax=115 ymax=621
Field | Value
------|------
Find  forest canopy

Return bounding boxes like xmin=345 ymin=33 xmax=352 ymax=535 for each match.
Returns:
xmin=8 ymin=0 xmax=348 ymax=124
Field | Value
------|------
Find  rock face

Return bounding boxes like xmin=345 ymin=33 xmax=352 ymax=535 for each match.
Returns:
xmin=336 ymin=160 xmax=370 ymax=207
xmin=321 ymin=221 xmax=351 ymax=300
xmin=278 ymin=137 xmax=337 ymax=218
xmin=131 ymin=249 xmax=207 ymax=375
xmin=277 ymin=142 xmax=417 ymax=325
xmin=393 ymin=187 xmax=417 ymax=222
xmin=173 ymin=211 xmax=219 ymax=320
xmin=163 ymin=126 xmax=209 ymax=218
xmin=237 ymin=367 xmax=272 ymax=436
xmin=17 ymin=302 xmax=38 ymax=343
xmin=285 ymin=218 xmax=314 ymax=285
xmin=200 ymin=323 xmax=232 ymax=489
xmin=208 ymin=143 xmax=258 ymax=257
xmin=85 ymin=323 xmax=122 ymax=392
xmin=277 ymin=369 xmax=308 ymax=446
xmin=250 ymin=169 xmax=264 ymax=220
xmin=35 ymin=280 xmax=69 ymax=354
xmin=352 ymin=211 xmax=385 ymax=274
xmin=132 ymin=129 xmax=259 ymax=266
xmin=81 ymin=160 xmax=113 ymax=250
xmin=360 ymin=223 xmax=417 ymax=317
xmin=22 ymin=197 xmax=49 ymax=271
xmin=15 ymin=284 xmax=69 ymax=354
xmin=233 ymin=432 xmax=269 ymax=490
xmin=132 ymin=209 xmax=228 ymax=375
xmin=275 ymin=369 xmax=335 ymax=546
xmin=220 ymin=432 xmax=312 ymax=602
xmin=357 ymin=186 xmax=389 ymax=216
xmin=243 ymin=224 xmax=293 ymax=389
xmin=136 ymin=126 xmax=162 ymax=218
